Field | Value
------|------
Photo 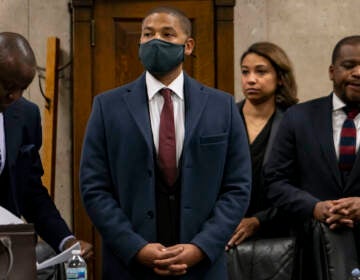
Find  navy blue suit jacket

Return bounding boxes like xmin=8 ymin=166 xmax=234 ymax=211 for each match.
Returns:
xmin=265 ymin=94 xmax=360 ymax=220
xmin=3 ymin=98 xmax=72 ymax=251
xmin=80 ymin=73 xmax=252 ymax=279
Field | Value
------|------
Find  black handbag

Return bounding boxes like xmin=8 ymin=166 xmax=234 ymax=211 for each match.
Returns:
xmin=227 ymin=237 xmax=297 ymax=280
xmin=310 ymin=220 xmax=359 ymax=280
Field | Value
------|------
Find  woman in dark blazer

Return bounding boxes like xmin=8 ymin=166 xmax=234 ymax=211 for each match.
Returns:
xmin=227 ymin=42 xmax=298 ymax=248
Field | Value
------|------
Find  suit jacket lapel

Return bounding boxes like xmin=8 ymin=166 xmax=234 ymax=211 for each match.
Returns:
xmin=4 ymin=101 xmax=23 ymax=169
xmin=182 ymin=73 xmax=208 ymax=153
xmin=122 ymin=73 xmax=209 ymax=163
xmin=122 ymin=74 xmax=153 ymax=155
xmin=313 ymin=94 xmax=342 ymax=189
xmin=347 ymin=152 xmax=360 ymax=189
xmin=263 ymin=108 xmax=283 ymax=165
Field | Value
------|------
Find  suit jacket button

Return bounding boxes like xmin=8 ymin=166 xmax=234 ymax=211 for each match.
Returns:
xmin=147 ymin=211 xmax=154 ymax=219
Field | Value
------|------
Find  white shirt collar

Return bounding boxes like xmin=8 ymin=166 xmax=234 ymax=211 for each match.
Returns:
xmin=145 ymin=71 xmax=184 ymax=100
xmin=0 ymin=112 xmax=5 ymax=174
xmin=332 ymin=92 xmax=346 ymax=112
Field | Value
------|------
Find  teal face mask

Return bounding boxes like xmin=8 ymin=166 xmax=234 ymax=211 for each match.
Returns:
xmin=138 ymin=39 xmax=185 ymax=75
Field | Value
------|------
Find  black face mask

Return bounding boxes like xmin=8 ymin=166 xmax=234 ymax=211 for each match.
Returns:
xmin=138 ymin=39 xmax=185 ymax=75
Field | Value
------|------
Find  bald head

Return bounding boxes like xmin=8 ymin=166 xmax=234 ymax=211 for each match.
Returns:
xmin=0 ymin=32 xmax=37 ymax=92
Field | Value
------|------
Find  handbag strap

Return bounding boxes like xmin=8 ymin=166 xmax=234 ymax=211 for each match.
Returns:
xmin=0 ymin=237 xmax=14 ymax=280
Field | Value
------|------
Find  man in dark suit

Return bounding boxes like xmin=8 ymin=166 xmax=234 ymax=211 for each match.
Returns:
xmin=264 ymin=35 xmax=360 ymax=278
xmin=0 ymin=32 xmax=92 ymax=260
xmin=80 ymin=6 xmax=251 ymax=279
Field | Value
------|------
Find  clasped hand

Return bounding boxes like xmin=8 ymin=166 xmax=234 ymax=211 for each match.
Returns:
xmin=136 ymin=243 xmax=205 ymax=276
xmin=314 ymin=197 xmax=360 ymax=230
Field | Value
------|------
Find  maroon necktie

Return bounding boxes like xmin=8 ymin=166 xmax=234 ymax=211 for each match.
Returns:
xmin=158 ymin=88 xmax=177 ymax=186
xmin=339 ymin=106 xmax=359 ymax=171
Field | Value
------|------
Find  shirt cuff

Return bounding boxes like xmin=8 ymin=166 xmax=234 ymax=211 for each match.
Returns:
xmin=59 ymin=235 xmax=76 ymax=252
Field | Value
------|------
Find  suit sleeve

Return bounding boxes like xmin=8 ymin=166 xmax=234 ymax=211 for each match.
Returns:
xmin=264 ymin=110 xmax=319 ymax=220
xmin=21 ymin=102 xmax=72 ymax=252
xmin=190 ymin=97 xmax=252 ymax=263
xmin=80 ymin=97 xmax=147 ymax=265
xmin=254 ymin=208 xmax=278 ymax=225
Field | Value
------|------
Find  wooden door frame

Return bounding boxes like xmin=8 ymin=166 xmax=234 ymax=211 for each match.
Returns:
xmin=71 ymin=0 xmax=234 ymax=276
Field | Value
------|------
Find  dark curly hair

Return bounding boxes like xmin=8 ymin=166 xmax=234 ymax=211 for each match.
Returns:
xmin=331 ymin=35 xmax=360 ymax=64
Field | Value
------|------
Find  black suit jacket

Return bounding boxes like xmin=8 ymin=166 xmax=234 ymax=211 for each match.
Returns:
xmin=3 ymin=97 xmax=72 ymax=251
xmin=264 ymin=94 xmax=360 ymax=220
xmin=237 ymin=100 xmax=287 ymax=234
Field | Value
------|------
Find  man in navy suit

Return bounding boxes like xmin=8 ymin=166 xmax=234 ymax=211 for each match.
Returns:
xmin=80 ymin=6 xmax=251 ymax=279
xmin=0 ymin=32 xmax=92 ymax=259
xmin=264 ymin=35 xmax=360 ymax=277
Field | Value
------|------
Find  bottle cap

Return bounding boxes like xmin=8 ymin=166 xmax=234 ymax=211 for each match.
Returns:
xmin=352 ymin=268 xmax=360 ymax=276
xmin=71 ymin=249 xmax=81 ymax=255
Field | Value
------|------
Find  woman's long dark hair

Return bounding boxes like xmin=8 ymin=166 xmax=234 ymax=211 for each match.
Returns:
xmin=241 ymin=42 xmax=298 ymax=110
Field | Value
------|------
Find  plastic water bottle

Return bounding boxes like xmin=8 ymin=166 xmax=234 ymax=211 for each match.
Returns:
xmin=66 ymin=249 xmax=87 ymax=280
xmin=350 ymin=268 xmax=360 ymax=280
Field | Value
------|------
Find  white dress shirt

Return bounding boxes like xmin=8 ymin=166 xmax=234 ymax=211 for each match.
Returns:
xmin=0 ymin=113 xmax=6 ymax=175
xmin=332 ymin=93 xmax=360 ymax=159
xmin=146 ymin=71 xmax=185 ymax=166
